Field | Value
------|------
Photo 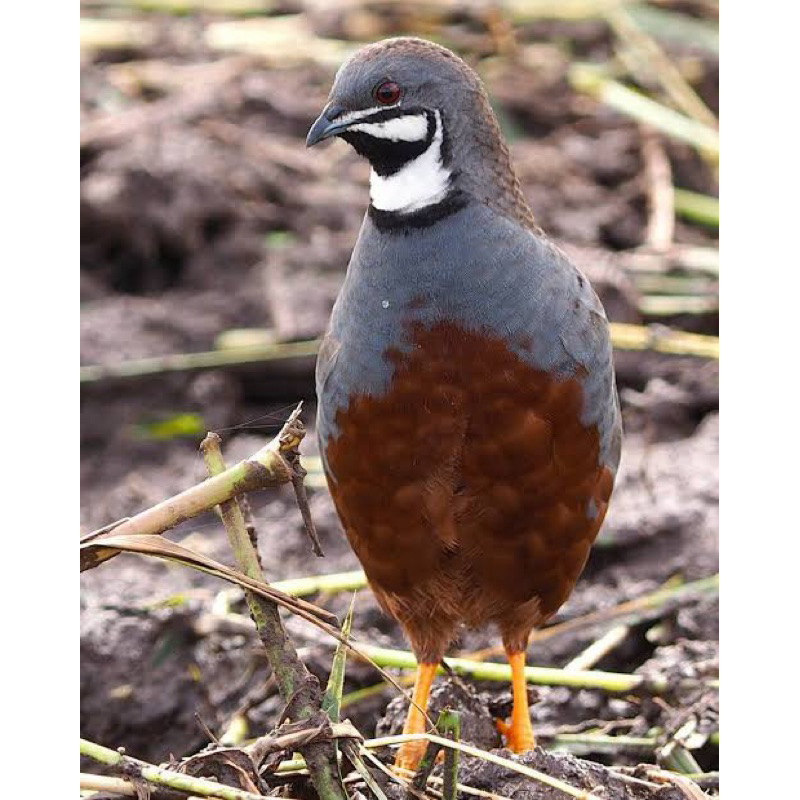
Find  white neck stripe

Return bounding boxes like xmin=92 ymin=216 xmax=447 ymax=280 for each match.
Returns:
xmin=349 ymin=113 xmax=428 ymax=142
xmin=333 ymin=104 xmax=400 ymax=126
xmin=369 ymin=110 xmax=451 ymax=214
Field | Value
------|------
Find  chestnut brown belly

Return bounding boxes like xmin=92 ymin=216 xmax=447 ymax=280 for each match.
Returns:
xmin=324 ymin=323 xmax=613 ymax=653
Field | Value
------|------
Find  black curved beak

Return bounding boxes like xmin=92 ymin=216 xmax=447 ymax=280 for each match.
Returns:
xmin=306 ymin=104 xmax=351 ymax=147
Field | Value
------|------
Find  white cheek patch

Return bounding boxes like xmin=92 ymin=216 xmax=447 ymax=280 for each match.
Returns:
xmin=349 ymin=113 xmax=428 ymax=142
xmin=369 ymin=110 xmax=451 ymax=213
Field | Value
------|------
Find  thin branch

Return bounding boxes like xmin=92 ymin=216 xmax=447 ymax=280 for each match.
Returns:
xmin=640 ymin=127 xmax=675 ymax=252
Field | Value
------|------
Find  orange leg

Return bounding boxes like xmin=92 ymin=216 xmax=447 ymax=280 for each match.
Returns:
xmin=394 ymin=662 xmax=437 ymax=771
xmin=496 ymin=650 xmax=536 ymax=753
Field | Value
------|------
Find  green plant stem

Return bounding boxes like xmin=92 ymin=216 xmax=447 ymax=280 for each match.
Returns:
xmin=354 ymin=644 xmax=663 ymax=693
xmin=608 ymin=323 xmax=718 ymax=359
xmin=340 ymin=674 xmax=416 ymax=710
xmin=200 ymin=433 xmax=346 ymax=800
xmin=632 ymin=274 xmax=715 ymax=296
xmin=80 ymin=321 xmax=719 ymax=389
xmin=659 ymin=718 xmax=704 ymax=774
xmin=274 ymin=569 xmax=368 ymax=598
xmin=438 ymin=710 xmax=461 ymax=800
xmin=343 ymin=574 xmax=719 ymax=707
xmin=322 ymin=595 xmax=355 ymax=724
xmin=622 ymin=245 xmax=719 ymax=276
xmin=80 ymin=738 xmax=265 ymax=800
xmin=80 ymin=339 xmax=318 ymax=383
xmin=530 ymin=574 xmax=719 ymax=649
xmin=639 ymin=295 xmax=718 ymax=316
xmin=565 ymin=624 xmax=630 ymax=671
xmin=674 ymin=188 xmax=719 ymax=228
xmin=549 ymin=732 xmax=658 ymax=755
xmin=661 ymin=743 xmax=702 ymax=775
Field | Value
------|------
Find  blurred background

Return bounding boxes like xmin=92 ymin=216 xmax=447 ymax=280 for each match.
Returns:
xmin=80 ymin=0 xmax=719 ymax=786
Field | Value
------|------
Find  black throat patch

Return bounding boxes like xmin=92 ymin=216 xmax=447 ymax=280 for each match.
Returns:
xmin=340 ymin=108 xmax=436 ymax=177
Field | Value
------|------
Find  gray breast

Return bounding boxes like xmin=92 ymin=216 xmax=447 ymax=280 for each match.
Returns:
xmin=317 ymin=201 xmax=621 ymax=474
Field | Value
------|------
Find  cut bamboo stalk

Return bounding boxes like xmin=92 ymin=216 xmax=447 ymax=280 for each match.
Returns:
xmin=632 ymin=273 xmax=715 ymax=296
xmin=569 ymin=64 xmax=719 ymax=157
xmin=273 ymin=570 xmax=368 ymax=598
xmin=609 ymin=323 xmax=718 ymax=358
xmin=82 ymin=0 xmax=277 ymax=12
xmin=80 ymin=413 xmax=296 ymax=571
xmin=549 ymin=731 xmax=657 ymax=755
xmin=606 ymin=5 xmax=718 ymax=128
xmin=625 ymin=4 xmax=719 ymax=54
xmin=80 ymin=773 xmax=136 ymax=796
xmin=205 ymin=15 xmax=358 ymax=69
xmin=354 ymin=644 xmax=674 ymax=693
xmin=80 ymin=18 xmax=156 ymax=53
xmin=79 ymin=339 xmax=319 ymax=383
xmin=79 ymin=321 xmax=719 ymax=387
xmin=674 ymin=188 xmax=719 ymax=228
xmin=200 ymin=432 xmax=346 ymax=800
xmin=564 ymin=624 xmax=630 ymax=671
xmin=639 ymin=295 xmax=718 ymax=316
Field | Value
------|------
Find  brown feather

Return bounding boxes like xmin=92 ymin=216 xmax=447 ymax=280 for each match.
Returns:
xmin=324 ymin=323 xmax=613 ymax=661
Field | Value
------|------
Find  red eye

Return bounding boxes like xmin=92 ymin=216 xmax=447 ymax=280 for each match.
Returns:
xmin=374 ymin=80 xmax=402 ymax=105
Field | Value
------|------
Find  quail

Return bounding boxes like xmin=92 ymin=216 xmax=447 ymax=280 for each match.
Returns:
xmin=307 ymin=37 xmax=622 ymax=770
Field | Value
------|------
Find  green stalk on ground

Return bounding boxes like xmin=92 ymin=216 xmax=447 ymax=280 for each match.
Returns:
xmin=674 ymin=188 xmax=719 ymax=228
xmin=80 ymin=322 xmax=719 ymax=388
xmin=80 ymin=738 xmax=266 ymax=800
xmin=354 ymin=644 xmax=655 ymax=692
xmin=274 ymin=570 xmax=368 ymax=598
xmin=354 ymin=643 xmax=717 ymax=695
xmin=439 ymin=710 xmax=462 ymax=800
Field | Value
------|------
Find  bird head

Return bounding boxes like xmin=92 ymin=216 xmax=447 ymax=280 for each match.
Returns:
xmin=306 ymin=37 xmax=530 ymax=224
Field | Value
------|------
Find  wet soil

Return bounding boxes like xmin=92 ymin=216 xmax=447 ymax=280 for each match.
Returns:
xmin=81 ymin=4 xmax=718 ymax=798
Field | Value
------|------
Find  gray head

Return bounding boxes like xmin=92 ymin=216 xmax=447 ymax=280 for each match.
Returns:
xmin=307 ymin=38 xmax=535 ymax=231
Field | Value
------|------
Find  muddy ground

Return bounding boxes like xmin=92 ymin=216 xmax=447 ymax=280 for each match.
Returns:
xmin=80 ymin=3 xmax=719 ymax=798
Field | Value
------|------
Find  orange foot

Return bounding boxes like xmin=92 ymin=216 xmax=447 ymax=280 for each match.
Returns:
xmin=393 ymin=661 xmax=438 ymax=773
xmin=497 ymin=650 xmax=536 ymax=753
xmin=496 ymin=715 xmax=535 ymax=753
xmin=394 ymin=739 xmax=428 ymax=773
